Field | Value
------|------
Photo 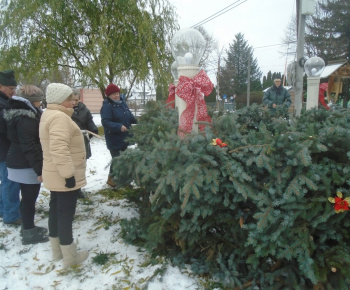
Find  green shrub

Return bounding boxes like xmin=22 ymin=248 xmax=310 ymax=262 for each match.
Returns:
xmin=113 ymin=101 xmax=350 ymax=288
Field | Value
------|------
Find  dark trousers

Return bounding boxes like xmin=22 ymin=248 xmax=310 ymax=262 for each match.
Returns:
xmin=48 ymin=190 xmax=78 ymax=245
xmin=20 ymin=183 xmax=41 ymax=230
xmin=109 ymin=149 xmax=125 ymax=174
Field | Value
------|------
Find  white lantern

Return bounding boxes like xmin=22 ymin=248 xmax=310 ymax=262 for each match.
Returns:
xmin=170 ymin=28 xmax=206 ymax=67
xmin=304 ymin=56 xmax=325 ymax=110
xmin=304 ymin=57 xmax=325 ymax=77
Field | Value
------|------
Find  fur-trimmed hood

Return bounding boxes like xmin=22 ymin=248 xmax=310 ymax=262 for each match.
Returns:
xmin=3 ymin=96 xmax=40 ymax=122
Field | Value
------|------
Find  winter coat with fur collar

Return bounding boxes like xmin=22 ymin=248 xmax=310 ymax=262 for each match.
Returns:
xmin=4 ymin=97 xmax=43 ymax=175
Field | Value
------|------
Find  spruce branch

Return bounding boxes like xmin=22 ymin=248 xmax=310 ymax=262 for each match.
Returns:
xmin=228 ymin=144 xmax=269 ymax=154
xmin=257 ymin=204 xmax=273 ymax=230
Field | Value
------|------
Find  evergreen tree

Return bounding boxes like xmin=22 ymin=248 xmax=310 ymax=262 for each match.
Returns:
xmin=306 ymin=0 xmax=350 ymax=61
xmin=113 ymin=102 xmax=350 ymax=288
xmin=220 ymin=33 xmax=262 ymax=98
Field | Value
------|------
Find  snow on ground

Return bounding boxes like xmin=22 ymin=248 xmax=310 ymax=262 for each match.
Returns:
xmin=0 ymin=114 xmax=201 ymax=290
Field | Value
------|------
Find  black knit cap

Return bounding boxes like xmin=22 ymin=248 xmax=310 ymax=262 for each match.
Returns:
xmin=0 ymin=70 xmax=17 ymax=86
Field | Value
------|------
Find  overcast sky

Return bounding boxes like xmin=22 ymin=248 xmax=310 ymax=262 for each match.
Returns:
xmin=169 ymin=0 xmax=298 ymax=80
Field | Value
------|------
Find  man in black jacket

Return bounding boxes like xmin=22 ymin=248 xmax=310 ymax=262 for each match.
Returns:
xmin=71 ymin=89 xmax=98 ymax=198
xmin=0 ymin=70 xmax=21 ymax=225
xmin=71 ymin=89 xmax=98 ymax=136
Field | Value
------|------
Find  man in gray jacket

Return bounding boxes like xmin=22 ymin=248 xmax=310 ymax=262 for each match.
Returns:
xmin=263 ymin=78 xmax=292 ymax=111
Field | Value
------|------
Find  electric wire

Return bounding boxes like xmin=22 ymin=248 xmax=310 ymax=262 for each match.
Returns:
xmin=183 ymin=0 xmax=296 ymax=78
xmin=191 ymin=0 xmax=248 ymax=28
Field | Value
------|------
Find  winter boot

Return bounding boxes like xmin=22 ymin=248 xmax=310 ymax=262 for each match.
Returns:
xmin=106 ymin=175 xmax=116 ymax=188
xmin=21 ymin=225 xmax=48 ymax=237
xmin=49 ymin=237 xmax=63 ymax=261
xmin=60 ymin=242 xmax=89 ymax=268
xmin=22 ymin=227 xmax=49 ymax=245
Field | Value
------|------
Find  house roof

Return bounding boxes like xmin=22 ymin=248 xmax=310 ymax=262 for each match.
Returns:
xmin=320 ymin=60 xmax=349 ymax=78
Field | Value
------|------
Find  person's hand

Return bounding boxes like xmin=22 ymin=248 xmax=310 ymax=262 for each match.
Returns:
xmin=65 ymin=176 xmax=76 ymax=188
xmin=121 ymin=125 xmax=128 ymax=132
xmin=37 ymin=175 xmax=43 ymax=183
xmin=272 ymin=103 xmax=277 ymax=108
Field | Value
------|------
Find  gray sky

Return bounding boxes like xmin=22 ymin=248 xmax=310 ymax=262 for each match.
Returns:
xmin=169 ymin=0 xmax=298 ymax=80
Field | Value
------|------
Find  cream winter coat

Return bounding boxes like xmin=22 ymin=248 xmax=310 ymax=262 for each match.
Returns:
xmin=39 ymin=104 xmax=86 ymax=191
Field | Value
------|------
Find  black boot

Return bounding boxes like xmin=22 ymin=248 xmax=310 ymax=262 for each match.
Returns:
xmin=77 ymin=188 xmax=86 ymax=199
xmin=22 ymin=227 xmax=49 ymax=245
xmin=20 ymin=226 xmax=48 ymax=237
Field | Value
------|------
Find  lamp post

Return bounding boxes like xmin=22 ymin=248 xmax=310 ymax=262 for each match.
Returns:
xmin=170 ymin=28 xmax=206 ymax=132
xmin=294 ymin=0 xmax=316 ymax=116
xmin=304 ymin=56 xmax=325 ymax=110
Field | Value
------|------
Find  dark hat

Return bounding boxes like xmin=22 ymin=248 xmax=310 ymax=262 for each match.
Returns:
xmin=0 ymin=70 xmax=17 ymax=86
xmin=105 ymin=84 xmax=120 ymax=97
xmin=18 ymin=85 xmax=44 ymax=103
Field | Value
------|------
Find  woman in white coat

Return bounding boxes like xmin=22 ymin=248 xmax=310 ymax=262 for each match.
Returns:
xmin=39 ymin=83 xmax=88 ymax=268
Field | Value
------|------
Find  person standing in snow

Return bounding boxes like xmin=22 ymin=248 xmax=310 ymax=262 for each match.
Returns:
xmin=100 ymin=84 xmax=137 ymax=187
xmin=4 ymin=85 xmax=48 ymax=245
xmin=39 ymin=83 xmax=88 ymax=268
xmin=263 ymin=78 xmax=292 ymax=112
xmin=71 ymin=89 xmax=98 ymax=199
xmin=0 ymin=70 xmax=21 ymax=226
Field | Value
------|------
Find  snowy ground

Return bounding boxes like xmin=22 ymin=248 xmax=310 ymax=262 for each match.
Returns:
xmin=0 ymin=115 xmax=202 ymax=290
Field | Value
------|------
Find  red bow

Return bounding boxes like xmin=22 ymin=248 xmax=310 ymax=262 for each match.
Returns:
xmin=166 ymin=84 xmax=176 ymax=109
xmin=176 ymin=70 xmax=213 ymax=135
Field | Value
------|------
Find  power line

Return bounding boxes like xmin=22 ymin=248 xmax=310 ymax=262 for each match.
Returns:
xmin=254 ymin=42 xmax=296 ymax=49
xmin=191 ymin=0 xmax=248 ymax=28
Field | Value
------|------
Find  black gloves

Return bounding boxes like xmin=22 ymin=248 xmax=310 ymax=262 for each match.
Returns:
xmin=65 ymin=176 xmax=76 ymax=188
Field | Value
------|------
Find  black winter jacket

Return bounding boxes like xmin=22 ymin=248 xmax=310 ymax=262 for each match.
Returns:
xmin=71 ymin=102 xmax=98 ymax=136
xmin=0 ymin=91 xmax=10 ymax=162
xmin=4 ymin=97 xmax=43 ymax=176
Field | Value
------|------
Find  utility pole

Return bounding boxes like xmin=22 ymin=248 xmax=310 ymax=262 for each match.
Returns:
xmin=294 ymin=0 xmax=316 ymax=116
xmin=216 ymin=57 xmax=220 ymax=111
xmin=294 ymin=0 xmax=306 ymax=116
xmin=247 ymin=56 xmax=251 ymax=106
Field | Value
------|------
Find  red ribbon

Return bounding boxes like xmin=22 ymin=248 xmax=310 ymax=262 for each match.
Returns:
xmin=166 ymin=84 xmax=175 ymax=109
xmin=176 ymin=70 xmax=213 ymax=135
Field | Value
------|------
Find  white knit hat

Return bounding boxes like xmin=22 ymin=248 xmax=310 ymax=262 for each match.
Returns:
xmin=45 ymin=83 xmax=73 ymax=104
